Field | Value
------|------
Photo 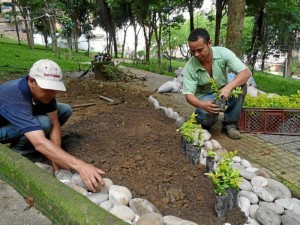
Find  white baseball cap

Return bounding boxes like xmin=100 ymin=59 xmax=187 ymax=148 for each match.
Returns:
xmin=29 ymin=59 xmax=66 ymax=91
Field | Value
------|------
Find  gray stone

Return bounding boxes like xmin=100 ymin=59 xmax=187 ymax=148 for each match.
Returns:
xmin=259 ymin=202 xmax=285 ymax=214
xmin=281 ymin=214 xmax=299 ymax=225
xmin=55 ymin=169 xmax=73 ymax=183
xmin=265 ymin=186 xmax=285 ymax=200
xmin=86 ymin=192 xmax=109 ymax=205
xmin=136 ymin=213 xmax=164 ymax=225
xmin=255 ymin=169 xmax=273 ymax=178
xmin=256 ymin=206 xmax=281 ymax=225
xmin=109 ymin=205 xmax=135 ymax=223
xmin=129 ymin=198 xmax=161 ymax=217
xmin=109 ymin=185 xmax=132 ymax=206
xmin=66 ymin=182 xmax=88 ymax=196
xmin=163 ymin=215 xmax=197 ymax=225
xmin=239 ymin=178 xmax=253 ymax=191
xmin=241 ymin=159 xmax=252 ymax=168
xmin=249 ymin=204 xmax=259 ymax=219
xmin=251 ymin=176 xmax=268 ymax=187
xmin=238 ymin=196 xmax=251 ymax=216
xmin=99 ymin=200 xmax=114 ymax=211
xmin=252 ymin=186 xmax=274 ymax=202
xmin=275 ymin=198 xmax=294 ymax=210
xmin=283 ymin=210 xmax=300 ymax=223
xmin=240 ymin=170 xmax=256 ymax=181
xmin=246 ymin=217 xmax=260 ymax=225
xmin=239 ymin=190 xmax=259 ymax=204
xmin=266 ymin=178 xmax=291 ymax=199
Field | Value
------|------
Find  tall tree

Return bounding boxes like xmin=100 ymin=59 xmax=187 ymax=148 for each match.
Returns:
xmin=225 ymin=0 xmax=245 ymax=57
xmin=214 ymin=0 xmax=228 ymax=46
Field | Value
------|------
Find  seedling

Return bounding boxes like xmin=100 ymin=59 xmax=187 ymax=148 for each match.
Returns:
xmin=208 ymin=78 xmax=243 ymax=112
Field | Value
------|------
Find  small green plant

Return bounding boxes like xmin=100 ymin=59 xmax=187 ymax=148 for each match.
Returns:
xmin=177 ymin=112 xmax=203 ymax=146
xmin=209 ymin=78 xmax=243 ymax=99
xmin=244 ymin=90 xmax=300 ymax=108
xmin=207 ymin=150 xmax=216 ymax=158
xmin=205 ymin=150 xmax=242 ymax=195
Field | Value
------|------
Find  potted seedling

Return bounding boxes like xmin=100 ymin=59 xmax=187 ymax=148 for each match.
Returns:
xmin=177 ymin=113 xmax=203 ymax=165
xmin=209 ymin=78 xmax=243 ymax=112
xmin=205 ymin=150 xmax=242 ymax=221
xmin=206 ymin=150 xmax=216 ymax=173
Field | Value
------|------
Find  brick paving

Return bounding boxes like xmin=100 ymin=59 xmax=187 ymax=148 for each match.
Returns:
xmin=126 ymin=67 xmax=300 ymax=197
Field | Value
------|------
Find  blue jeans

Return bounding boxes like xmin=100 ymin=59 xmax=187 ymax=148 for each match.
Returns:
xmin=0 ymin=103 xmax=72 ymax=155
xmin=195 ymin=84 xmax=247 ymax=128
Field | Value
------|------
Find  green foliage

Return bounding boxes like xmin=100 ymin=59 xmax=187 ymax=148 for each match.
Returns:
xmin=207 ymin=150 xmax=216 ymax=158
xmin=208 ymin=78 xmax=243 ymax=99
xmin=121 ymin=58 xmax=186 ymax=77
xmin=205 ymin=150 xmax=242 ymax=196
xmin=177 ymin=112 xmax=203 ymax=146
xmin=253 ymin=71 xmax=300 ymax=96
xmin=244 ymin=91 xmax=300 ymax=108
xmin=102 ymin=64 xmax=131 ymax=82
xmin=0 ymin=38 xmax=94 ymax=81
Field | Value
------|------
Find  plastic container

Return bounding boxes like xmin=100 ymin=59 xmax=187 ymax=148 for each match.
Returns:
xmin=239 ymin=108 xmax=300 ymax=135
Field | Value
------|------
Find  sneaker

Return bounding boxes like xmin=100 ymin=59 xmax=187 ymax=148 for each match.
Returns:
xmin=222 ymin=124 xmax=241 ymax=139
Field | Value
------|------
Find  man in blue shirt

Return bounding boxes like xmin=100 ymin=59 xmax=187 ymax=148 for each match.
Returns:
xmin=0 ymin=59 xmax=105 ymax=192
xmin=182 ymin=28 xmax=252 ymax=139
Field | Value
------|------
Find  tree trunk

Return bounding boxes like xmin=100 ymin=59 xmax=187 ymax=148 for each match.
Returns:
xmin=214 ymin=0 xmax=228 ymax=46
xmin=121 ymin=24 xmax=129 ymax=59
xmin=225 ymin=0 xmax=245 ymax=57
xmin=188 ymin=0 xmax=194 ymax=32
xmin=153 ymin=13 xmax=162 ymax=65
xmin=12 ymin=0 xmax=20 ymax=45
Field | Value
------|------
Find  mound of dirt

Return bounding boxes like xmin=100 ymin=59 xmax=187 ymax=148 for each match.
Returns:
xmin=58 ymin=78 xmax=247 ymax=225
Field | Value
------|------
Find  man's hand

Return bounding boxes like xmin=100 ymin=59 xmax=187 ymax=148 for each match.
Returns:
xmin=200 ymin=100 xmax=220 ymax=114
xmin=219 ymin=86 xmax=232 ymax=100
xmin=77 ymin=163 xmax=105 ymax=192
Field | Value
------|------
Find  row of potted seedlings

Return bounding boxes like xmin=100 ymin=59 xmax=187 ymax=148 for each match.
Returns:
xmin=178 ymin=113 xmax=243 ymax=222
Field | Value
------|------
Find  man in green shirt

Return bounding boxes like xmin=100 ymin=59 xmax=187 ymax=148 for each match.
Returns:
xmin=182 ymin=28 xmax=251 ymax=139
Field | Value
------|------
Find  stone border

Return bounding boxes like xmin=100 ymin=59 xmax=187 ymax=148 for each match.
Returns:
xmin=0 ymin=144 xmax=126 ymax=225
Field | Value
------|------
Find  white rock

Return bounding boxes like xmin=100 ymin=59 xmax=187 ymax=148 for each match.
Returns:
xmin=136 ymin=213 xmax=163 ymax=225
xmin=203 ymin=141 xmax=213 ymax=151
xmin=259 ymin=201 xmax=284 ymax=214
xmin=211 ymin=139 xmax=222 ymax=150
xmin=55 ymin=169 xmax=73 ymax=183
xmin=110 ymin=205 xmax=135 ymax=222
xmin=275 ymin=198 xmax=294 ymax=210
xmin=238 ymin=196 xmax=251 ymax=216
xmin=109 ymin=185 xmax=132 ymax=205
xmin=249 ymin=204 xmax=259 ymax=219
xmin=86 ymin=192 xmax=108 ymax=205
xmin=239 ymin=178 xmax=253 ymax=191
xmin=252 ymin=186 xmax=274 ymax=202
xmin=240 ymin=170 xmax=256 ymax=181
xmin=99 ymin=200 xmax=114 ymax=211
xmin=202 ymin=129 xmax=211 ymax=141
xmin=241 ymin=159 xmax=252 ymax=168
xmin=100 ymin=178 xmax=113 ymax=193
xmin=175 ymin=117 xmax=187 ymax=129
xmin=266 ymin=178 xmax=291 ymax=199
xmin=163 ymin=215 xmax=197 ymax=225
xmin=251 ymin=176 xmax=268 ymax=187
xmin=232 ymin=156 xmax=241 ymax=163
xmin=246 ymin=217 xmax=261 ymax=225
xmin=246 ymin=167 xmax=259 ymax=173
xmin=239 ymin=190 xmax=259 ymax=204
xmin=71 ymin=173 xmax=87 ymax=189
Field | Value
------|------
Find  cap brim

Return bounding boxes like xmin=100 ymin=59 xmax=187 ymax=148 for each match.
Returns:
xmin=35 ymin=78 xmax=66 ymax=91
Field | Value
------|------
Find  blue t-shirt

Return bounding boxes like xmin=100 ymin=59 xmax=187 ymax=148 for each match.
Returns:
xmin=0 ymin=76 xmax=57 ymax=134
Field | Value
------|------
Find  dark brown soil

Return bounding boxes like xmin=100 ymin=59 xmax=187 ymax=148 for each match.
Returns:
xmin=57 ymin=78 xmax=247 ymax=225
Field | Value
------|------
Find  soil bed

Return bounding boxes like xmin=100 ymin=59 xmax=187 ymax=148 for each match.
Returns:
xmin=57 ymin=77 xmax=247 ymax=225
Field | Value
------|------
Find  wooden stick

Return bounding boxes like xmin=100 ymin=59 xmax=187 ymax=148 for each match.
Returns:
xmin=99 ymin=95 xmax=114 ymax=103
xmin=71 ymin=103 xmax=96 ymax=108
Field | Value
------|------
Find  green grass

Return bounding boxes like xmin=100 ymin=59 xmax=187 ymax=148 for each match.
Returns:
xmin=253 ymin=71 xmax=300 ymax=96
xmin=121 ymin=58 xmax=187 ymax=77
xmin=1 ymin=37 xmax=299 ymax=96
xmin=0 ymin=37 xmax=94 ymax=81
